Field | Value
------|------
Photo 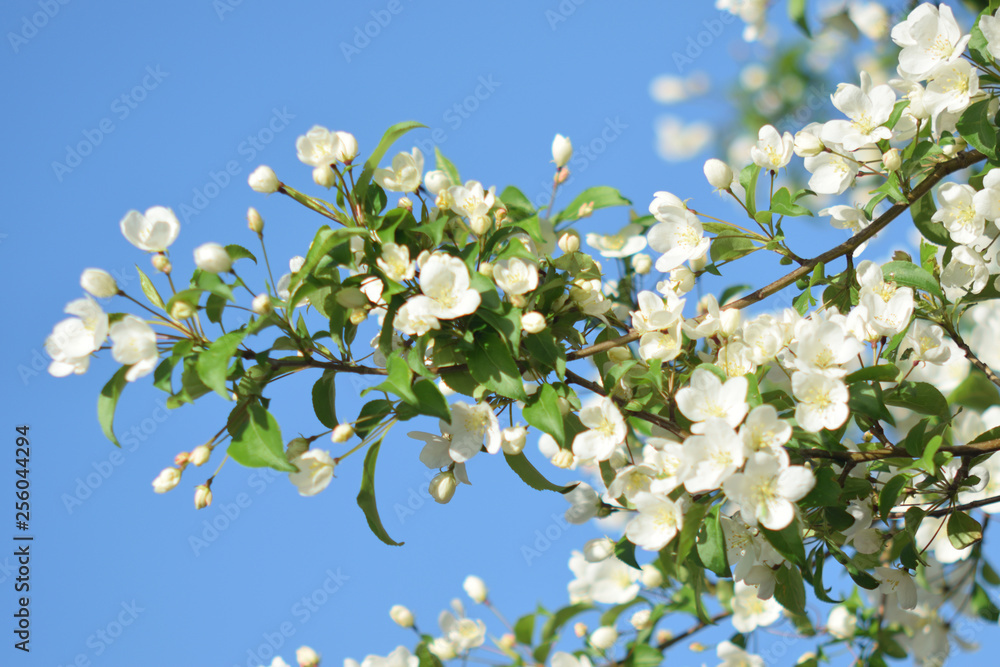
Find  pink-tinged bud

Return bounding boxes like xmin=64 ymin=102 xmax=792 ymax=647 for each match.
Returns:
xmin=248 ymin=165 xmax=280 ymax=193
xmin=555 ymin=167 xmax=570 ymax=184
xmin=398 ymin=196 xmax=413 ymax=212
xmin=296 ymin=646 xmax=321 ymax=667
xmin=174 ymin=452 xmax=190 ymax=467
xmin=80 ymin=269 xmax=119 ymax=298
xmin=247 ymin=207 xmax=264 ymax=234
xmin=252 ymin=293 xmax=273 ymax=315
xmin=151 ymin=253 xmax=171 ymax=274
xmin=494 ymin=207 xmax=508 ymax=225
xmin=189 ymin=445 xmax=211 ymax=467
xmin=194 ymin=484 xmax=212 ymax=510
xmin=577 ymin=201 xmax=594 ymax=219
xmin=573 ymin=622 xmax=588 ymax=638
xmin=882 ymin=148 xmax=901 ymax=172
xmin=152 ymin=467 xmax=181 ymax=493
xmin=463 ymin=575 xmax=488 ymax=603
xmin=552 ymin=134 xmax=573 ymax=168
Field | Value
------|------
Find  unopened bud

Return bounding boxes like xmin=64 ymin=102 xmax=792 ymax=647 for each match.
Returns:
xmin=478 ymin=261 xmax=494 ymax=277
xmin=573 ymin=622 xmax=588 ymax=638
xmin=703 ymin=158 xmax=733 ymax=190
xmin=151 ymin=253 xmax=171 ymax=274
xmin=252 ymin=293 xmax=273 ymax=315
xmin=428 ymin=639 xmax=456 ymax=661
xmin=552 ymin=449 xmax=575 ymax=469
xmin=655 ymin=630 xmax=673 ymax=645
xmin=494 ymin=207 xmax=508 ymax=225
xmin=313 ymin=166 xmax=336 ymax=188
xmin=296 ymin=646 xmax=321 ymax=667
xmin=510 ymin=294 xmax=528 ymax=309
xmin=630 ymin=609 xmax=652 ymax=630
xmin=331 ymin=423 xmax=355 ymax=443
xmin=390 ymin=604 xmax=414 ymax=628
xmin=608 ymin=347 xmax=632 ymax=363
xmin=558 ymin=231 xmax=580 ymax=254
xmin=556 ymin=397 xmax=572 ymax=415
xmin=249 ymin=165 xmax=280 ymax=193
xmin=583 ymin=537 xmax=616 ymax=562
xmin=690 ymin=642 xmax=707 ymax=653
xmin=247 ymin=207 xmax=264 ymax=234
xmin=80 ymin=269 xmax=119 ymax=298
xmin=631 ymin=253 xmax=652 ymax=275
xmin=688 ymin=251 xmax=708 ymax=272
xmin=349 ymin=308 xmax=368 ymax=325
xmin=577 ymin=201 xmax=594 ymax=219
xmin=521 ymin=311 xmax=546 ymax=334
xmin=498 ymin=634 xmax=516 ymax=651
xmin=501 ymin=426 xmax=527 ymax=455
xmin=194 ymin=484 xmax=212 ymax=510
xmin=335 ymin=131 xmax=359 ymax=163
xmin=640 ymin=564 xmax=664 ymax=588
xmin=174 ymin=452 xmax=190 ymax=467
xmin=793 ymin=131 xmax=823 ymax=157
xmin=555 ymin=167 xmax=570 ymax=184
xmin=552 ymin=134 xmax=573 ymax=168
xmin=590 ymin=626 xmax=618 ymax=651
xmin=943 ymin=137 xmax=968 ymax=156
xmin=189 ymin=445 xmax=211 ymax=467
xmin=429 ymin=471 xmax=457 ymax=504
xmin=470 ymin=215 xmax=492 ymax=236
xmin=170 ymin=300 xmax=195 ymax=321
xmin=152 ymin=467 xmax=181 ymax=494
xmin=398 ymin=196 xmax=413 ymax=212
xmin=882 ymin=148 xmax=901 ymax=172
xmin=463 ymin=575 xmax=488 ymax=603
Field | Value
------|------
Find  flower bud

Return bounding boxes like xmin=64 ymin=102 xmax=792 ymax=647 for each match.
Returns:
xmin=194 ymin=484 xmax=212 ymax=510
xmin=583 ymin=537 xmax=616 ymax=562
xmin=174 ymin=452 xmax=190 ymax=467
xmin=943 ymin=137 xmax=968 ymax=156
xmin=463 ymin=575 xmax=488 ymax=603
xmin=424 ymin=170 xmax=452 ymax=196
xmin=398 ymin=196 xmax=413 ymax=212
xmin=631 ymin=253 xmax=652 ymax=275
xmin=640 ymin=564 xmax=664 ymax=588
xmin=573 ymin=622 xmax=588 ymax=638
xmin=498 ymin=634 xmax=516 ymax=651
xmin=389 ymin=604 xmax=414 ymax=628
xmin=630 ymin=609 xmax=652 ymax=630
xmin=428 ymin=639 xmax=456 ymax=661
xmin=703 ymin=158 xmax=733 ymax=190
xmin=313 ymin=166 xmax=336 ymax=188
xmin=347 ymin=308 xmax=366 ymax=325
xmin=689 ymin=641 xmax=706 ymax=653
xmin=688 ymin=251 xmax=708 ymax=273
xmin=494 ymin=207 xmax=508 ymax=225
xmin=170 ymin=300 xmax=195 ymax=320
xmin=577 ymin=201 xmax=594 ymax=219
xmin=247 ymin=207 xmax=265 ymax=234
xmin=194 ymin=242 xmax=233 ymax=273
xmin=552 ymin=449 xmax=575 ymax=469
xmin=558 ymin=231 xmax=580 ymax=254
xmin=252 ymin=293 xmax=273 ymax=315
xmin=793 ymin=131 xmax=823 ymax=157
xmin=555 ymin=167 xmax=570 ymax=184
xmin=286 ymin=437 xmax=310 ymax=461
xmin=478 ymin=261 xmax=494 ymax=277
xmin=552 ymin=134 xmax=573 ymax=168
xmin=669 ymin=266 xmax=695 ymax=293
xmin=331 ymin=423 xmax=355 ymax=443
xmin=501 ymin=426 xmax=527 ymax=455
xmin=296 ymin=646 xmax=321 ymax=667
xmin=608 ymin=346 xmax=632 ymax=363
xmin=470 ymin=214 xmax=492 ymax=236
xmin=249 ymin=165 xmax=280 ymax=193
xmin=429 ymin=471 xmax=457 ymax=504
xmin=80 ymin=269 xmax=119 ymax=298
xmin=520 ymin=311 xmax=546 ymax=334
xmin=189 ymin=444 xmax=211 ymax=467
xmin=590 ymin=626 xmax=618 ymax=650
xmin=335 ymin=131 xmax=359 ymax=163
xmin=882 ymin=148 xmax=901 ymax=172
xmin=152 ymin=467 xmax=181 ymax=493
xmin=655 ymin=629 xmax=673 ymax=645
xmin=151 ymin=253 xmax=171 ymax=274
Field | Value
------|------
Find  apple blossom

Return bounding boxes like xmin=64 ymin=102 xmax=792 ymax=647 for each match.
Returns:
xmin=586 ymin=224 xmax=647 ymax=259
xmin=193 ymin=242 xmax=232 ymax=273
xmin=389 ymin=605 xmax=414 ymax=628
xmin=804 ymin=148 xmax=860 ymax=195
xmin=376 ymin=243 xmax=416 ymax=283
xmin=567 ymin=550 xmax=641 ymax=604
xmin=288 ymin=449 xmax=336 ymax=496
xmin=793 ymin=127 xmax=824 ymax=157
xmin=681 ymin=419 xmax=745 ymax=493
xmin=335 ymin=131 xmax=358 ymax=163
xmin=717 ymin=641 xmax=765 ymax=667
xmin=552 ymin=134 xmax=573 ymax=168
xmin=463 ymin=575 xmax=488 ymax=603
xmin=891 ymin=3 xmax=969 ymax=80
xmin=875 ymin=567 xmax=918 ymax=610
xmin=520 ymin=311 xmax=546 ymax=334
xmin=571 ymin=397 xmax=626 ymax=461
xmin=109 ymin=315 xmax=158 ymax=382
xmin=439 ymin=609 xmax=486 ymax=652
xmin=674 ymin=368 xmax=748 ymax=431
xmin=493 ymin=257 xmax=538 ymax=296
xmin=792 ymin=371 xmax=849 ymax=432
xmin=80 ymin=269 xmax=118 ymax=298
xmin=750 ymin=124 xmax=794 ymax=171
xmin=723 ymin=451 xmax=815 ymax=530
xmin=374 ymin=148 xmax=424 ymax=192
xmin=941 ymin=244 xmax=989 ymax=299
xmin=646 ymin=206 xmax=710 ymax=273
xmin=822 ymin=72 xmax=896 ymax=151
xmin=731 ymin=581 xmax=782 ymax=632
xmin=120 ymin=206 xmax=181 ymax=252
xmin=703 ymin=158 xmax=733 ymax=190
xmin=189 ymin=445 xmax=210 ymax=467
xmin=152 ymin=467 xmax=181 ymax=493
xmin=410 ymin=253 xmax=480 ymax=320
xmin=933 ymin=182 xmax=984 ymax=245
xmin=624 ymin=492 xmax=684 ymax=551
xmin=582 ymin=537 xmax=616 ymax=562
xmin=248 ymin=165 xmax=280 ymax=193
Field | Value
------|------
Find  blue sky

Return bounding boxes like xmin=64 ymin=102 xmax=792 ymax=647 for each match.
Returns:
xmin=4 ymin=1 xmax=992 ymax=666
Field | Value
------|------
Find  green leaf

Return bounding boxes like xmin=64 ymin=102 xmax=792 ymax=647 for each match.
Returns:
xmin=228 ymin=403 xmax=297 ymax=471
xmin=433 ymin=146 xmax=461 ymax=189
xmin=356 ymin=437 xmax=404 ymax=546
xmin=553 ymin=186 xmax=631 ymax=224
xmin=540 ymin=602 xmax=593 ymax=642
xmin=355 ymin=399 xmax=393 ymax=440
xmin=616 ymin=536 xmax=640 ymax=569
xmin=880 ymin=261 xmax=944 ymax=299
xmin=848 ymin=382 xmax=896 ymax=425
xmin=225 ymin=243 xmax=257 ymax=264
xmin=196 ymin=330 xmax=246 ymax=398
xmin=956 ymin=98 xmax=998 ymax=160
xmin=675 ymin=499 xmax=712 ymax=566
xmin=884 ymin=381 xmax=949 ymax=420
xmin=950 ymin=371 xmax=1000 ymax=411
xmin=355 ymin=121 xmax=427 ymax=203
xmin=739 ymin=164 xmax=761 ymax=216
xmin=289 ymin=225 xmax=367 ymax=304
xmin=513 ymin=614 xmax=534 ymax=646
xmin=697 ymin=507 xmax=730 ymax=578
xmin=311 ymin=370 xmax=338 ymax=429
xmin=370 ymin=354 xmax=417 ymax=404
xmin=880 ymin=474 xmax=908 ymax=523
xmin=411 ymin=380 xmax=451 ymax=423
xmin=136 ymin=265 xmax=165 ymax=309
xmin=846 ymin=365 xmax=901 ymax=384
xmin=710 ymin=234 xmax=758 ymax=263
xmin=788 ymin=0 xmax=809 ymax=35
xmin=770 ymin=187 xmax=812 ymax=217
xmin=775 ymin=565 xmax=807 ymax=615
xmin=97 ymin=366 xmax=129 ymax=446
xmin=522 ymin=385 xmax=566 ymax=447
xmin=629 ymin=644 xmax=664 ymax=667
xmin=468 ymin=330 xmax=528 ymax=401
xmin=911 ymin=187 xmax=952 ymax=247
xmin=499 ymin=185 xmax=535 ymax=218
xmin=761 ymin=521 xmax=806 ymax=567
xmin=503 ymin=452 xmax=575 ymax=493
xmin=947 ymin=511 xmax=983 ymax=550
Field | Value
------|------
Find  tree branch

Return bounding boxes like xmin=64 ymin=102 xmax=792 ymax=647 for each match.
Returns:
xmin=796 ymin=437 xmax=1000 ymax=463
xmin=564 ymin=369 xmax=686 ymax=438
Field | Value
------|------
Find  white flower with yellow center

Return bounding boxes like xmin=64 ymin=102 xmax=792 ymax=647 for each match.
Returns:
xmin=941 ymin=245 xmax=989 ymax=300
xmin=790 ymin=318 xmax=862 ymax=377
xmin=374 ymin=147 xmax=424 ymax=192
xmin=723 ymin=451 xmax=815 ymax=530
xmin=586 ymin=224 xmax=648 ymax=259
xmin=891 ymin=3 xmax=969 ymax=81
xmin=730 ymin=581 xmax=783 ymax=633
xmin=924 ymin=59 xmax=979 ymax=121
xmin=739 ymin=404 xmax=791 ymax=457
xmin=624 ymin=492 xmax=684 ymax=551
xmin=407 ymin=253 xmax=481 ymax=320
xmin=857 ymin=260 xmax=914 ymax=336
xmin=493 ymin=257 xmax=538 ymax=296
xmin=646 ymin=207 xmax=710 ymax=273
xmin=682 ymin=418 xmax=745 ymax=493
xmin=288 ymin=449 xmax=337 ymax=496
xmin=933 ymin=182 xmax=985 ymax=245
xmin=109 ymin=314 xmax=159 ymax=382
xmin=376 ymin=243 xmax=416 ymax=283
xmin=874 ymin=567 xmax=917 ymax=609
xmin=630 ymin=290 xmax=684 ymax=333
xmin=572 ymin=397 xmax=627 ymax=461
xmin=567 ymin=550 xmax=641 ymax=604
xmin=804 ymin=150 xmax=860 ymax=195
xmin=295 ymin=125 xmax=341 ymax=167
xmin=675 ymin=368 xmax=748 ymax=432
xmin=440 ymin=401 xmax=501 ymax=463
xmin=791 ymin=371 xmax=849 ymax=432
xmin=750 ymin=124 xmax=794 ymax=171
xmin=638 ymin=326 xmax=683 ymax=363
xmin=822 ymin=72 xmax=896 ymax=151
